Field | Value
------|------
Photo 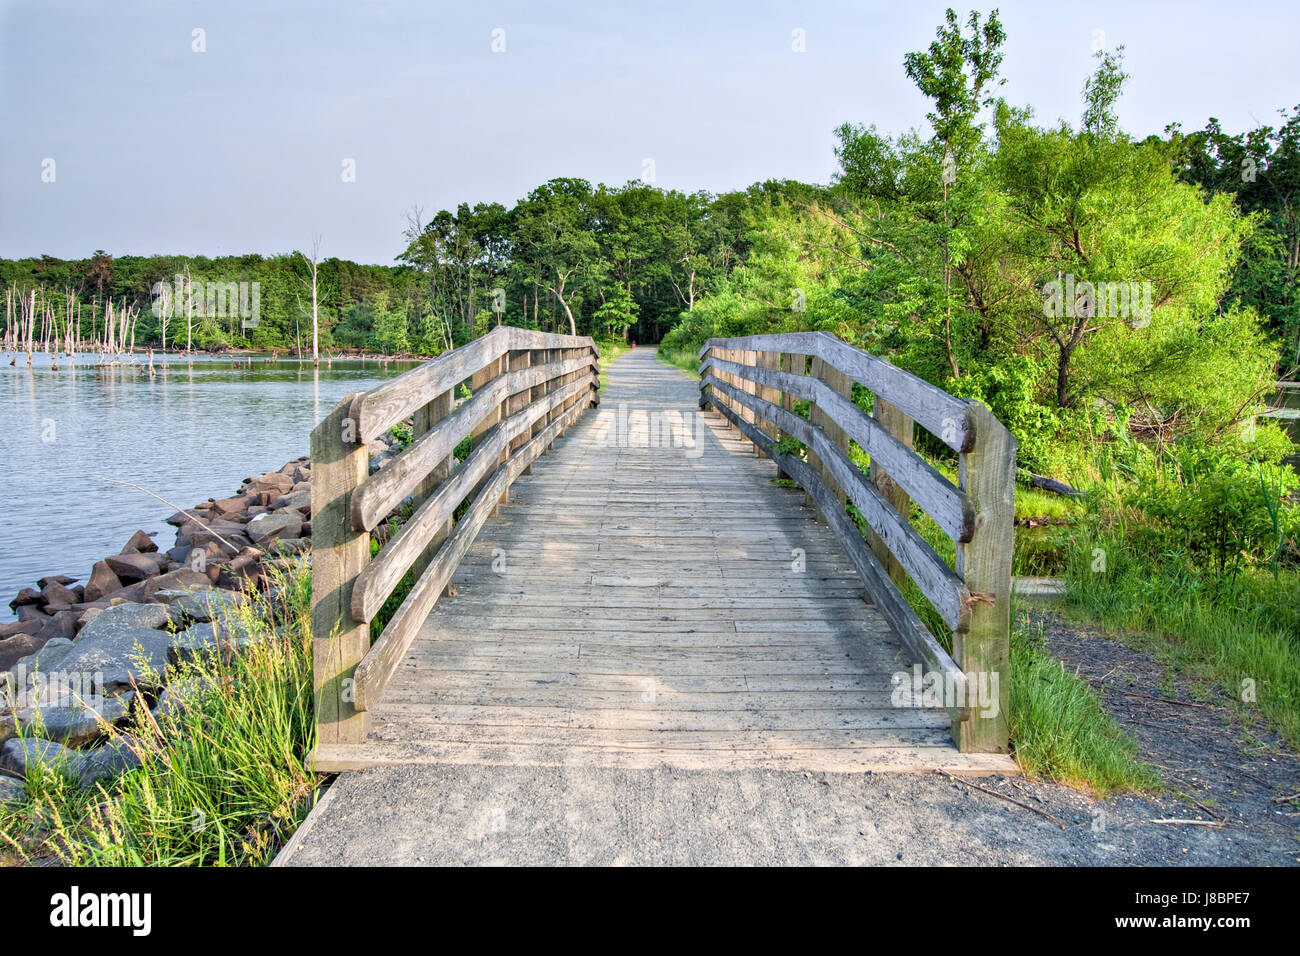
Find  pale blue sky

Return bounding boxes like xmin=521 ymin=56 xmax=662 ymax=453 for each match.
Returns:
xmin=1 ymin=0 xmax=1296 ymax=264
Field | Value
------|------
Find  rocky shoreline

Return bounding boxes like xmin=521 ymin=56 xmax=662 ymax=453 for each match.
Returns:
xmin=0 ymin=430 xmax=406 ymax=804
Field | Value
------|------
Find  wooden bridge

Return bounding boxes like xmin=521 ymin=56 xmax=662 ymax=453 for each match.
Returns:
xmin=308 ymin=327 xmax=1017 ymax=774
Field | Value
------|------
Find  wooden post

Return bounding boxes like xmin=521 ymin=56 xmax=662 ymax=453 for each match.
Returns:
xmin=811 ymin=358 xmax=852 ymax=522
xmin=470 ymin=353 xmax=505 ymax=516
xmin=755 ymin=351 xmax=781 ymax=448
xmin=804 ymin=355 xmax=822 ymax=516
xmin=698 ymin=345 xmax=712 ymax=411
xmin=310 ymin=393 xmax=371 ymax=750
xmin=868 ymin=396 xmax=914 ymax=586
xmin=508 ymin=349 xmax=532 ymax=479
xmin=740 ymin=348 xmax=760 ymax=452
xmin=411 ymin=388 xmax=454 ymax=591
xmin=954 ymin=402 xmax=1015 ymax=753
xmin=775 ymin=353 xmax=798 ymax=481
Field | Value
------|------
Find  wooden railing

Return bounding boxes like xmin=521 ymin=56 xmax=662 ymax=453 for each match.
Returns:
xmin=310 ymin=325 xmax=600 ymax=749
xmin=698 ymin=333 xmax=1015 ymax=753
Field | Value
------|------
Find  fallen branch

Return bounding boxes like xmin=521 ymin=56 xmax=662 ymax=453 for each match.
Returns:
xmin=936 ymin=770 xmax=1066 ymax=829
xmin=1146 ymin=818 xmax=1227 ymax=828
xmin=89 ymin=474 xmax=241 ymax=554
xmin=1019 ymin=470 xmax=1084 ymax=498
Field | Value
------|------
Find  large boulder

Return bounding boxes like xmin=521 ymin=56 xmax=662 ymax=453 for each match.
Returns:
xmin=58 ymin=603 xmax=176 ymax=692
xmin=10 ymin=692 xmax=135 ymax=747
xmin=83 ymin=560 xmax=123 ymax=603
xmin=40 ymin=581 xmax=79 ymax=607
xmin=142 ymin=568 xmax=213 ymax=601
xmin=0 ymin=736 xmax=141 ymax=787
xmin=9 ymin=587 xmax=42 ymax=609
xmin=120 ymin=530 xmax=158 ymax=554
xmin=246 ymin=511 xmax=302 ymax=545
xmin=0 ymin=775 xmax=25 ymax=805
xmin=168 ymin=617 xmax=263 ymax=667
xmin=36 ymin=574 xmax=77 ymax=589
xmin=0 ymin=634 xmax=41 ymax=673
xmin=152 ymin=588 xmax=245 ymax=623
xmin=104 ymin=552 xmax=166 ymax=583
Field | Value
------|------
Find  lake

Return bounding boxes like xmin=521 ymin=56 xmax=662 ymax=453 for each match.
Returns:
xmin=0 ymin=352 xmax=418 ymax=621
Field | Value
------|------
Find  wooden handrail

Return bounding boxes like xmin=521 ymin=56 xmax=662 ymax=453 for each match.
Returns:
xmin=310 ymin=327 xmax=601 ymax=748
xmin=698 ymin=333 xmax=1015 ymax=753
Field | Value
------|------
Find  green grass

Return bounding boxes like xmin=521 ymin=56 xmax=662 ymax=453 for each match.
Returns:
xmin=1065 ymin=533 xmax=1300 ymax=748
xmin=0 ymin=561 xmax=321 ymax=866
xmin=1009 ymin=611 xmax=1158 ymax=794
xmin=655 ymin=345 xmax=700 ymax=379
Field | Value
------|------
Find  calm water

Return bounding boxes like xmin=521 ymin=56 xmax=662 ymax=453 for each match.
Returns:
xmin=0 ymin=352 xmax=417 ymax=621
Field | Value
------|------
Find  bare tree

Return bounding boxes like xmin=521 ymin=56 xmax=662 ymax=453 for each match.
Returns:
xmin=298 ymin=235 xmax=322 ymax=367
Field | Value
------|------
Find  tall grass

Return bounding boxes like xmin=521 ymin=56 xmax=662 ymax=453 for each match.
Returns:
xmin=0 ymin=560 xmax=320 ymax=866
xmin=655 ymin=345 xmax=700 ymax=379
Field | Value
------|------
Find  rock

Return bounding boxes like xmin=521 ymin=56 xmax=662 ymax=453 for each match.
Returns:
xmin=270 ymin=490 xmax=312 ymax=515
xmin=75 ymin=602 xmax=172 ymax=640
xmin=264 ymin=537 xmax=309 ymax=555
xmin=0 ymin=775 xmax=25 ymax=805
xmin=36 ymin=574 xmax=77 ymax=589
xmin=83 ymin=560 xmax=124 ymax=603
xmin=15 ymin=605 xmax=46 ymax=623
xmin=154 ymin=588 xmax=245 ymax=623
xmin=76 ymin=738 xmax=142 ymax=787
xmin=0 ymin=619 xmax=35 ymax=639
xmin=212 ymin=496 xmax=246 ymax=516
xmin=0 ymin=634 xmax=41 ymax=673
xmin=0 ymin=737 xmax=74 ymax=779
xmin=104 ymin=552 xmax=165 ymax=583
xmin=142 ymin=568 xmax=213 ymax=601
xmin=6 ymin=637 xmax=75 ymax=689
xmin=165 ymin=510 xmax=193 ymax=526
xmin=246 ymin=511 xmax=302 ymax=545
xmin=152 ymin=676 xmax=213 ymax=720
xmin=255 ymin=473 xmax=294 ymax=495
xmin=48 ymin=609 xmax=77 ymax=641
xmin=59 ymin=603 xmax=176 ymax=692
xmin=292 ymin=466 xmax=310 ymax=483
xmin=120 ymin=530 xmax=158 ymax=553
xmin=13 ymin=692 xmax=135 ymax=747
xmin=176 ymin=520 xmax=250 ymax=552
xmin=40 ymin=581 xmax=79 ymax=606
xmin=167 ymin=617 xmax=263 ymax=667
xmin=9 ymin=587 xmax=43 ymax=609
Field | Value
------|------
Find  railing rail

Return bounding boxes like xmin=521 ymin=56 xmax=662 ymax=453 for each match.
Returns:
xmin=698 ymin=332 xmax=1015 ymax=753
xmin=310 ymin=325 xmax=600 ymax=751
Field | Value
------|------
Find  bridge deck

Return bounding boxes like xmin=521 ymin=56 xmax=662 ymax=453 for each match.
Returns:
xmin=334 ymin=349 xmax=1013 ymax=773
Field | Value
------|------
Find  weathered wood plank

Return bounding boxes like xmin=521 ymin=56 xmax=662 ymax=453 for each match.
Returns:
xmin=953 ymin=401 xmax=1015 ymax=753
xmin=309 ymin=393 xmax=371 ymax=746
xmin=701 ymin=354 xmax=971 ymax=540
xmin=700 ymin=332 xmax=974 ymax=450
xmin=351 ymin=376 xmax=505 ymax=532
xmin=352 ymin=373 xmax=596 ymax=623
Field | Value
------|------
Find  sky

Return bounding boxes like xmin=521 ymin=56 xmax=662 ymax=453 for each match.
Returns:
xmin=1 ymin=0 xmax=1297 ymax=265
